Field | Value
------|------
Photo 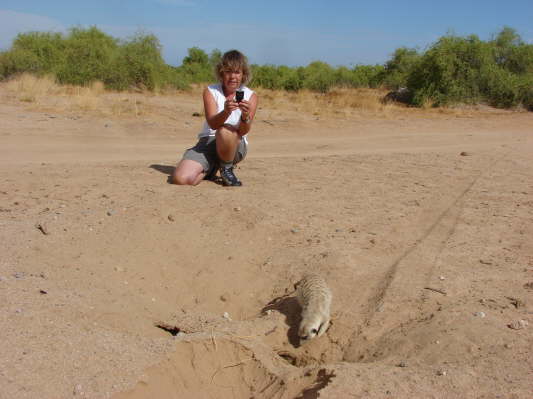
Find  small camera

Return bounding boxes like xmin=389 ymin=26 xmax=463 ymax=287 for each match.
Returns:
xmin=235 ymin=90 xmax=244 ymax=103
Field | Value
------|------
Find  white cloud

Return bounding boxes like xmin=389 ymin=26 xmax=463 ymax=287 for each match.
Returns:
xmin=0 ymin=9 xmax=65 ymax=50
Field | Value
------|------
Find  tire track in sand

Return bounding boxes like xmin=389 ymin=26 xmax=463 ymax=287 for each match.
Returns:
xmin=343 ymin=149 xmax=511 ymax=362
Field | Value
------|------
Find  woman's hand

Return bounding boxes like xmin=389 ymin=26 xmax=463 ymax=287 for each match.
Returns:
xmin=224 ymin=94 xmax=240 ymax=114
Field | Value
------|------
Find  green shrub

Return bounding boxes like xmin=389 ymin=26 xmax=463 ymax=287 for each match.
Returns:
xmin=520 ymin=78 xmax=533 ymax=111
xmin=0 ymin=48 xmax=42 ymax=78
xmin=407 ymin=34 xmax=495 ymax=106
xmin=1 ymin=25 xmax=531 ymax=110
xmin=302 ymin=61 xmax=335 ymax=93
xmin=352 ymin=64 xmax=385 ymax=88
xmin=1 ymin=31 xmax=65 ymax=77
xmin=382 ymin=47 xmax=421 ymax=89
xmin=56 ymin=27 xmax=117 ymax=85
xmin=178 ymin=47 xmax=213 ymax=83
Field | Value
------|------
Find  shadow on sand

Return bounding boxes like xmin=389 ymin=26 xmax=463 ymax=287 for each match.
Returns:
xmin=149 ymin=164 xmax=175 ymax=184
xmin=262 ymin=295 xmax=302 ymax=348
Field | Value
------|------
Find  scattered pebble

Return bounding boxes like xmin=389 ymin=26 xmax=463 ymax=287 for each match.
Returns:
xmin=524 ymin=282 xmax=533 ymax=290
xmin=106 ymin=210 xmax=115 ymax=216
xmin=192 ymin=112 xmax=201 ymax=117
xmin=479 ymin=259 xmax=493 ymax=265
xmin=114 ymin=266 xmax=124 ymax=272
xmin=39 ymin=289 xmax=47 ymax=295
xmin=223 ymin=312 xmax=232 ymax=321
xmin=220 ymin=294 xmax=228 ymax=302
xmin=439 ymin=276 xmax=446 ymax=281
xmin=167 ymin=214 xmax=175 ymax=222
xmin=233 ymin=207 xmax=241 ymax=212
xmin=474 ymin=311 xmax=486 ymax=318
xmin=290 ymin=228 xmax=299 ymax=233
xmin=437 ymin=370 xmax=447 ymax=376
xmin=397 ymin=361 xmax=407 ymax=368
xmin=13 ymin=272 xmax=24 ymax=279
xmin=506 ymin=297 xmax=525 ymax=309
xmin=73 ymin=384 xmax=83 ymax=396
xmin=504 ymin=343 xmax=512 ymax=349
xmin=508 ymin=319 xmax=528 ymax=330
xmin=460 ymin=151 xmax=471 ymax=156
xmin=35 ymin=222 xmax=50 ymax=235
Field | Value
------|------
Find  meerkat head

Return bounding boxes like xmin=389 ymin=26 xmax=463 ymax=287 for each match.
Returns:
xmin=298 ymin=316 xmax=326 ymax=341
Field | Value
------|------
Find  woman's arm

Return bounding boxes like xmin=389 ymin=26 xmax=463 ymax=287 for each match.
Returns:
xmin=237 ymin=92 xmax=258 ymax=136
xmin=203 ymin=88 xmax=239 ymax=130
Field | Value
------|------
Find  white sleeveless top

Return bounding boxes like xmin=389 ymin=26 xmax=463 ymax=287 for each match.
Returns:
xmin=198 ymin=83 xmax=254 ymax=143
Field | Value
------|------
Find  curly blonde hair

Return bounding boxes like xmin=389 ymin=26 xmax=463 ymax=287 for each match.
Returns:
xmin=215 ymin=50 xmax=251 ymax=85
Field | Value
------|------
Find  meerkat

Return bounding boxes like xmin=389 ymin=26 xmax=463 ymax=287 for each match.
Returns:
xmin=296 ymin=273 xmax=332 ymax=341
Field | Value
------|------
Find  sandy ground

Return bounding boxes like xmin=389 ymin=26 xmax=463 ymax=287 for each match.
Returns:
xmin=0 ymin=85 xmax=532 ymax=399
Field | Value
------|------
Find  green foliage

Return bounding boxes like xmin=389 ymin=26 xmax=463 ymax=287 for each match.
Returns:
xmin=0 ymin=26 xmax=188 ymax=90
xmin=108 ymin=32 xmax=168 ymax=90
xmin=383 ymin=47 xmax=421 ymax=89
xmin=208 ymin=49 xmax=222 ymax=68
xmin=249 ymin=64 xmax=303 ymax=91
xmin=407 ymin=34 xmax=488 ymax=105
xmin=0 ymin=25 xmax=530 ymax=110
xmin=301 ymin=61 xmax=335 ymax=92
xmin=56 ymin=27 xmax=117 ymax=85
xmin=0 ymin=31 xmax=65 ymax=78
xmin=249 ymin=62 xmax=384 ymax=93
xmin=405 ymin=29 xmax=532 ymax=109
xmin=178 ymin=47 xmax=213 ymax=83
xmin=351 ymin=64 xmax=385 ymax=88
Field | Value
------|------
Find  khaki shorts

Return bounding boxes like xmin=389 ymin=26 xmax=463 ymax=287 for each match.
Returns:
xmin=181 ymin=136 xmax=247 ymax=173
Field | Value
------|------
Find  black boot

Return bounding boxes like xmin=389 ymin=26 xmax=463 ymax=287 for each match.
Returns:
xmin=220 ymin=165 xmax=242 ymax=186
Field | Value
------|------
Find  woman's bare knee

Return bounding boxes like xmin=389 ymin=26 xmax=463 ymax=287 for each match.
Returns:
xmin=172 ymin=160 xmax=204 ymax=185
xmin=172 ymin=172 xmax=199 ymax=185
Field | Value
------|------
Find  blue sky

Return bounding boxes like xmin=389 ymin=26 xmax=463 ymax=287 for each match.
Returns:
xmin=1 ymin=1 xmax=532 ymax=67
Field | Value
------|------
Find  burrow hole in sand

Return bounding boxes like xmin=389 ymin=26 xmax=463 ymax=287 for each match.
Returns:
xmin=113 ymin=337 xmax=335 ymax=399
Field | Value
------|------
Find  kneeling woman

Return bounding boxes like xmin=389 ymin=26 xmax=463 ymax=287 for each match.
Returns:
xmin=172 ymin=50 xmax=258 ymax=187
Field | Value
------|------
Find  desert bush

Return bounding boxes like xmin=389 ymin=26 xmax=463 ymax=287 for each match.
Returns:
xmin=106 ymin=32 xmax=168 ymax=90
xmin=1 ymin=25 xmax=531 ymax=110
xmin=382 ymin=47 xmax=421 ymax=89
xmin=301 ymin=61 xmax=335 ymax=93
xmin=405 ymin=28 xmax=532 ymax=109
xmin=407 ymin=34 xmax=493 ymax=106
xmin=55 ymin=27 xmax=117 ymax=85
xmin=0 ymin=27 xmax=189 ymax=91
xmin=178 ymin=47 xmax=213 ymax=83
xmin=351 ymin=64 xmax=385 ymax=88
xmin=0 ymin=32 xmax=65 ymax=78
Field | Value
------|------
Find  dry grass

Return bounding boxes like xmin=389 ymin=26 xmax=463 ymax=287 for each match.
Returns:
xmin=3 ymin=74 xmax=149 ymax=116
xmin=255 ymin=87 xmax=406 ymax=118
xmin=5 ymin=73 xmax=63 ymax=102
xmin=1 ymin=74 xmax=512 ymax=121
